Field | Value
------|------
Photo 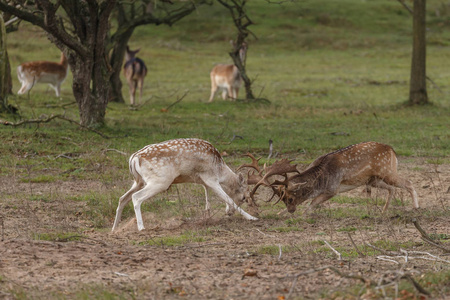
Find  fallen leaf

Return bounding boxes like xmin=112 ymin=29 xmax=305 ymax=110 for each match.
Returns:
xmin=242 ymin=268 xmax=258 ymax=279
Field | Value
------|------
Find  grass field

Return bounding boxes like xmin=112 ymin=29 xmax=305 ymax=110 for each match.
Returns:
xmin=0 ymin=1 xmax=449 ymax=299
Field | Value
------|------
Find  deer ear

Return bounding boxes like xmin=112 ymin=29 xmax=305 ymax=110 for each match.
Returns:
xmin=238 ymin=173 xmax=245 ymax=184
xmin=288 ymin=182 xmax=306 ymax=191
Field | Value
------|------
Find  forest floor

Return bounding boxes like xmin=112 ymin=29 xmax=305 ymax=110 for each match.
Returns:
xmin=0 ymin=158 xmax=449 ymax=299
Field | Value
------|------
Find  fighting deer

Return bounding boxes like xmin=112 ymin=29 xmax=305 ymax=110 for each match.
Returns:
xmin=239 ymin=142 xmax=419 ymax=214
xmin=208 ymin=41 xmax=247 ymax=102
xmin=17 ymin=52 xmax=68 ymax=97
xmin=124 ymin=46 xmax=148 ymax=106
xmin=112 ymin=138 xmax=258 ymax=232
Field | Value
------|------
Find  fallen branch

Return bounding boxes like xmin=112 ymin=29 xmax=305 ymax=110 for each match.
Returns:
xmin=285 ymin=264 xmax=369 ymax=300
xmin=0 ymin=114 xmax=61 ymax=126
xmin=255 ymin=229 xmax=275 ymax=238
xmin=397 ymin=0 xmax=413 ymax=14
xmin=236 ymin=97 xmax=271 ymax=104
xmin=324 ymin=240 xmax=342 ymax=260
xmin=268 ymin=139 xmax=273 ymax=159
xmin=365 ymin=242 xmax=398 ymax=256
xmin=420 ymin=237 xmax=450 ymax=253
xmin=412 ymin=218 xmax=450 ymax=253
xmin=45 ymin=101 xmax=77 ymax=109
xmin=130 ymin=96 xmax=154 ymax=110
xmin=104 ymin=148 xmax=129 ymax=156
xmin=0 ymin=114 xmax=112 ymax=139
xmin=161 ymin=90 xmax=188 ymax=112
xmin=347 ymin=232 xmax=365 ymax=257
xmin=403 ymin=274 xmax=431 ymax=296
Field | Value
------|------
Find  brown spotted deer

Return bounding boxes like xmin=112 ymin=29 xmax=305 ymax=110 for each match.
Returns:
xmin=239 ymin=142 xmax=419 ymax=214
xmin=124 ymin=46 xmax=148 ymax=106
xmin=208 ymin=41 xmax=247 ymax=102
xmin=112 ymin=138 xmax=257 ymax=231
xmin=17 ymin=53 xmax=68 ymax=97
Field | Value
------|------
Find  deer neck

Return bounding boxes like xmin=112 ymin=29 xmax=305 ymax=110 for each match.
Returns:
xmin=291 ymin=160 xmax=335 ymax=200
xmin=219 ymin=164 xmax=235 ymax=186
xmin=60 ymin=53 xmax=68 ymax=69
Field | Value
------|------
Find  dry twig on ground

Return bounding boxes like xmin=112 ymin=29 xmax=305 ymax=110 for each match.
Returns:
xmin=0 ymin=114 xmax=112 ymax=139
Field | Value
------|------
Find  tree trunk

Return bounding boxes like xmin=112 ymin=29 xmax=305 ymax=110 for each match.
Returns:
xmin=108 ymin=27 xmax=134 ymax=103
xmin=230 ymin=48 xmax=255 ymax=100
xmin=4 ymin=48 xmax=11 ymax=94
xmin=0 ymin=14 xmax=7 ymax=111
xmin=409 ymin=0 xmax=429 ymax=105
xmin=69 ymin=48 xmax=111 ymax=127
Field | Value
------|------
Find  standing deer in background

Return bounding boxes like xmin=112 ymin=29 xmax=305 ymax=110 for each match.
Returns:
xmin=112 ymin=138 xmax=257 ymax=232
xmin=240 ymin=142 xmax=419 ymax=214
xmin=208 ymin=41 xmax=247 ymax=102
xmin=17 ymin=53 xmax=68 ymax=97
xmin=124 ymin=46 xmax=148 ymax=106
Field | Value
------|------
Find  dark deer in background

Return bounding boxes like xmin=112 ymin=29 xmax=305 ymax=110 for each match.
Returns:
xmin=124 ymin=46 xmax=148 ymax=106
xmin=208 ymin=41 xmax=247 ymax=102
xmin=239 ymin=142 xmax=419 ymax=214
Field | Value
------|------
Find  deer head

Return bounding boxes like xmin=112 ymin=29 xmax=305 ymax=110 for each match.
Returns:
xmin=238 ymin=153 xmax=300 ymax=210
xmin=125 ymin=46 xmax=140 ymax=61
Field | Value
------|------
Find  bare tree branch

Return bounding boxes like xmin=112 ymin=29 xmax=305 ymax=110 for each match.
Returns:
xmin=0 ymin=114 xmax=111 ymax=139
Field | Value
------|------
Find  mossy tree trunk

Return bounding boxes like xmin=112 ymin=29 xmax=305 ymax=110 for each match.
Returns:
xmin=0 ymin=14 xmax=7 ymax=112
xmin=218 ymin=0 xmax=256 ymax=100
xmin=409 ymin=0 xmax=429 ymax=105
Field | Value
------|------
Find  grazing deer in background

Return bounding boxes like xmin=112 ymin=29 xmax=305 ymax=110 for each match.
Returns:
xmin=240 ymin=142 xmax=419 ymax=214
xmin=112 ymin=138 xmax=258 ymax=232
xmin=123 ymin=46 xmax=148 ymax=106
xmin=17 ymin=52 xmax=68 ymax=97
xmin=208 ymin=41 xmax=247 ymax=102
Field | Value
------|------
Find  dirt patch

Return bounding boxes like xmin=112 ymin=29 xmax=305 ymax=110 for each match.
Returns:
xmin=0 ymin=158 xmax=449 ymax=299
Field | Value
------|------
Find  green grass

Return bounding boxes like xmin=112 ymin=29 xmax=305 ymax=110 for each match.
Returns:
xmin=33 ymin=232 xmax=84 ymax=242
xmin=2 ymin=1 xmax=449 ymax=165
xmin=137 ymin=230 xmax=205 ymax=247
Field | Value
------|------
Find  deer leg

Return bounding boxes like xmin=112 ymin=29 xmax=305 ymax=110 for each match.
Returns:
xmin=18 ymin=82 xmax=34 ymax=95
xmin=209 ymin=77 xmax=218 ymax=102
xmin=380 ymin=176 xmax=419 ymax=212
xmin=226 ymin=86 xmax=234 ymax=100
xmin=129 ymin=80 xmax=137 ymax=106
xmin=200 ymin=176 xmax=257 ymax=221
xmin=308 ymin=193 xmax=336 ymax=209
xmin=50 ymin=83 xmax=61 ymax=97
xmin=131 ymin=181 xmax=171 ymax=231
xmin=366 ymin=178 xmax=396 ymax=212
xmin=221 ymin=89 xmax=228 ymax=100
xmin=234 ymin=87 xmax=240 ymax=100
xmin=55 ymin=84 xmax=61 ymax=97
xmin=112 ymin=181 xmax=143 ymax=231
xmin=137 ymin=78 xmax=144 ymax=105
xmin=203 ymin=185 xmax=211 ymax=211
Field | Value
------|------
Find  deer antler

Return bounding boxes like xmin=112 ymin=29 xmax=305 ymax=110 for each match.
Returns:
xmin=249 ymin=159 xmax=299 ymax=201
xmin=237 ymin=153 xmax=262 ymax=173
xmin=247 ymin=170 xmax=263 ymax=185
xmin=239 ymin=154 xmax=300 ymax=205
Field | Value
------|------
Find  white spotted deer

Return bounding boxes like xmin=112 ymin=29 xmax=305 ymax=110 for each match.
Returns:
xmin=208 ymin=41 xmax=247 ymax=102
xmin=112 ymin=138 xmax=257 ymax=232
xmin=239 ymin=142 xmax=419 ymax=214
xmin=124 ymin=46 xmax=148 ymax=106
xmin=17 ymin=52 xmax=68 ymax=97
